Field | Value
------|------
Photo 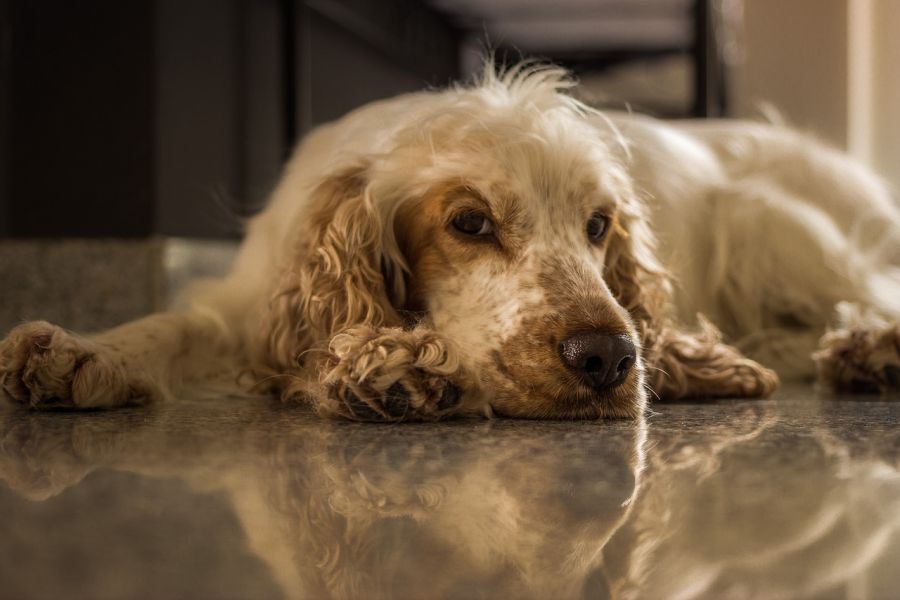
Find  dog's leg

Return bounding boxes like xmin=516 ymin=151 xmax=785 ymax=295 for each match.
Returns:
xmin=313 ymin=326 xmax=469 ymax=422
xmin=0 ymin=311 xmax=242 ymax=409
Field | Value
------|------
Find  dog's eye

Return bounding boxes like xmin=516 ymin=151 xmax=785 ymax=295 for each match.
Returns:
xmin=452 ymin=212 xmax=494 ymax=237
xmin=586 ymin=211 xmax=610 ymax=243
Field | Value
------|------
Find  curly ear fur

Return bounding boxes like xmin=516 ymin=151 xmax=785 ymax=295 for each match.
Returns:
xmin=256 ymin=166 xmax=467 ymax=421
xmin=261 ymin=166 xmax=406 ymax=377
xmin=604 ymin=200 xmax=671 ymax=339
xmin=605 ymin=196 xmax=778 ymax=400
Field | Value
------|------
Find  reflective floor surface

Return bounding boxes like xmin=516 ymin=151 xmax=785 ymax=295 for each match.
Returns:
xmin=1 ymin=386 xmax=898 ymax=599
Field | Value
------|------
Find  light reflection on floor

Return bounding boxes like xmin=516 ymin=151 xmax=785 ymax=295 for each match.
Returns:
xmin=1 ymin=386 xmax=898 ymax=599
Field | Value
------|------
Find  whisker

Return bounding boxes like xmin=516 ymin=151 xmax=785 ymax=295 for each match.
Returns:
xmin=644 ymin=364 xmax=670 ymax=378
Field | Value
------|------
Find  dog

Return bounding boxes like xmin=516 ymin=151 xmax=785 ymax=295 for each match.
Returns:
xmin=1 ymin=62 xmax=898 ymax=420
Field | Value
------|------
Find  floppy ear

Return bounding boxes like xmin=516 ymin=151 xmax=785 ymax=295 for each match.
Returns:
xmin=604 ymin=196 xmax=778 ymax=399
xmin=604 ymin=197 xmax=671 ymax=340
xmin=261 ymin=166 xmax=408 ymax=373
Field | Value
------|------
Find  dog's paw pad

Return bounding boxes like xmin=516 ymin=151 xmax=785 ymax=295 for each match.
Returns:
xmin=437 ymin=382 xmax=461 ymax=410
xmin=342 ymin=383 xmax=411 ymax=422
xmin=383 ymin=382 xmax=412 ymax=418
xmin=338 ymin=379 xmax=461 ymax=422
xmin=342 ymin=389 xmax=386 ymax=421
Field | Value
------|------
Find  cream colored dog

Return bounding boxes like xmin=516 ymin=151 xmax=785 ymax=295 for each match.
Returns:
xmin=1 ymin=63 xmax=898 ymax=420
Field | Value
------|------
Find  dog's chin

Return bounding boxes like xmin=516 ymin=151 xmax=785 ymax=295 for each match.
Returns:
xmin=487 ymin=374 xmax=646 ymax=420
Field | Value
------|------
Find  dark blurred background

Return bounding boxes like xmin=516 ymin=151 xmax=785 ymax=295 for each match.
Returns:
xmin=0 ymin=0 xmax=734 ymax=240
xmin=0 ymin=0 xmax=897 ymax=330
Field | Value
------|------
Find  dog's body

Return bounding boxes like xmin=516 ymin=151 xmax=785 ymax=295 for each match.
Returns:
xmin=1 ymin=65 xmax=898 ymax=419
xmin=613 ymin=114 xmax=900 ymax=380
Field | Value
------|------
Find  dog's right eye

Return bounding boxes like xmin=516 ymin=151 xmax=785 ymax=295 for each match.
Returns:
xmin=452 ymin=212 xmax=494 ymax=237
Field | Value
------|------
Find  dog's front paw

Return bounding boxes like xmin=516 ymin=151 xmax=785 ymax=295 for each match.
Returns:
xmin=323 ymin=327 xmax=463 ymax=421
xmin=719 ymin=358 xmax=780 ymax=398
xmin=0 ymin=321 xmax=156 ymax=409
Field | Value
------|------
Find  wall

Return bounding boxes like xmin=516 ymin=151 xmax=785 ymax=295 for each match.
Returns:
xmin=733 ymin=0 xmax=849 ymax=147
xmin=0 ymin=0 xmax=8 ymax=236
xmin=8 ymin=0 xmax=156 ymax=237
xmin=869 ymin=0 xmax=900 ymax=193
xmin=154 ymin=0 xmax=285 ymax=237
xmin=733 ymin=0 xmax=900 ymax=194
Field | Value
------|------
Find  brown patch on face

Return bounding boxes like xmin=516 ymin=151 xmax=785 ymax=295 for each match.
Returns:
xmin=489 ymin=255 xmax=644 ymax=419
xmin=394 ymin=183 xmax=529 ymax=312
xmin=394 ymin=184 xmax=462 ymax=313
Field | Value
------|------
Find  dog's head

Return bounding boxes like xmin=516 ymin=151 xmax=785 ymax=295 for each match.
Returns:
xmin=268 ymin=64 xmax=669 ymax=419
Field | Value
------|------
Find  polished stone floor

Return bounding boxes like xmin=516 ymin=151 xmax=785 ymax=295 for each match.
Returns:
xmin=1 ymin=386 xmax=898 ymax=599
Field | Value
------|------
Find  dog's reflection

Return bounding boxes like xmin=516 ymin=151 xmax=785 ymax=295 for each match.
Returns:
xmin=247 ymin=419 xmax=645 ymax=599
xmin=0 ymin=405 xmax=644 ymax=599
xmin=2 ymin=401 xmax=899 ymax=599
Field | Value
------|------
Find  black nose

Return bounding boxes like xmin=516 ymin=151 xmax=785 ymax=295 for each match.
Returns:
xmin=559 ymin=332 xmax=636 ymax=391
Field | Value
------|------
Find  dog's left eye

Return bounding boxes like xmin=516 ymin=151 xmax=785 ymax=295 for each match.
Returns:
xmin=586 ymin=211 xmax=610 ymax=243
xmin=452 ymin=212 xmax=494 ymax=237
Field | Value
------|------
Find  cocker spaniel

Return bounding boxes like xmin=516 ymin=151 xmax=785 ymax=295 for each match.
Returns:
xmin=2 ymin=63 xmax=899 ymax=420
